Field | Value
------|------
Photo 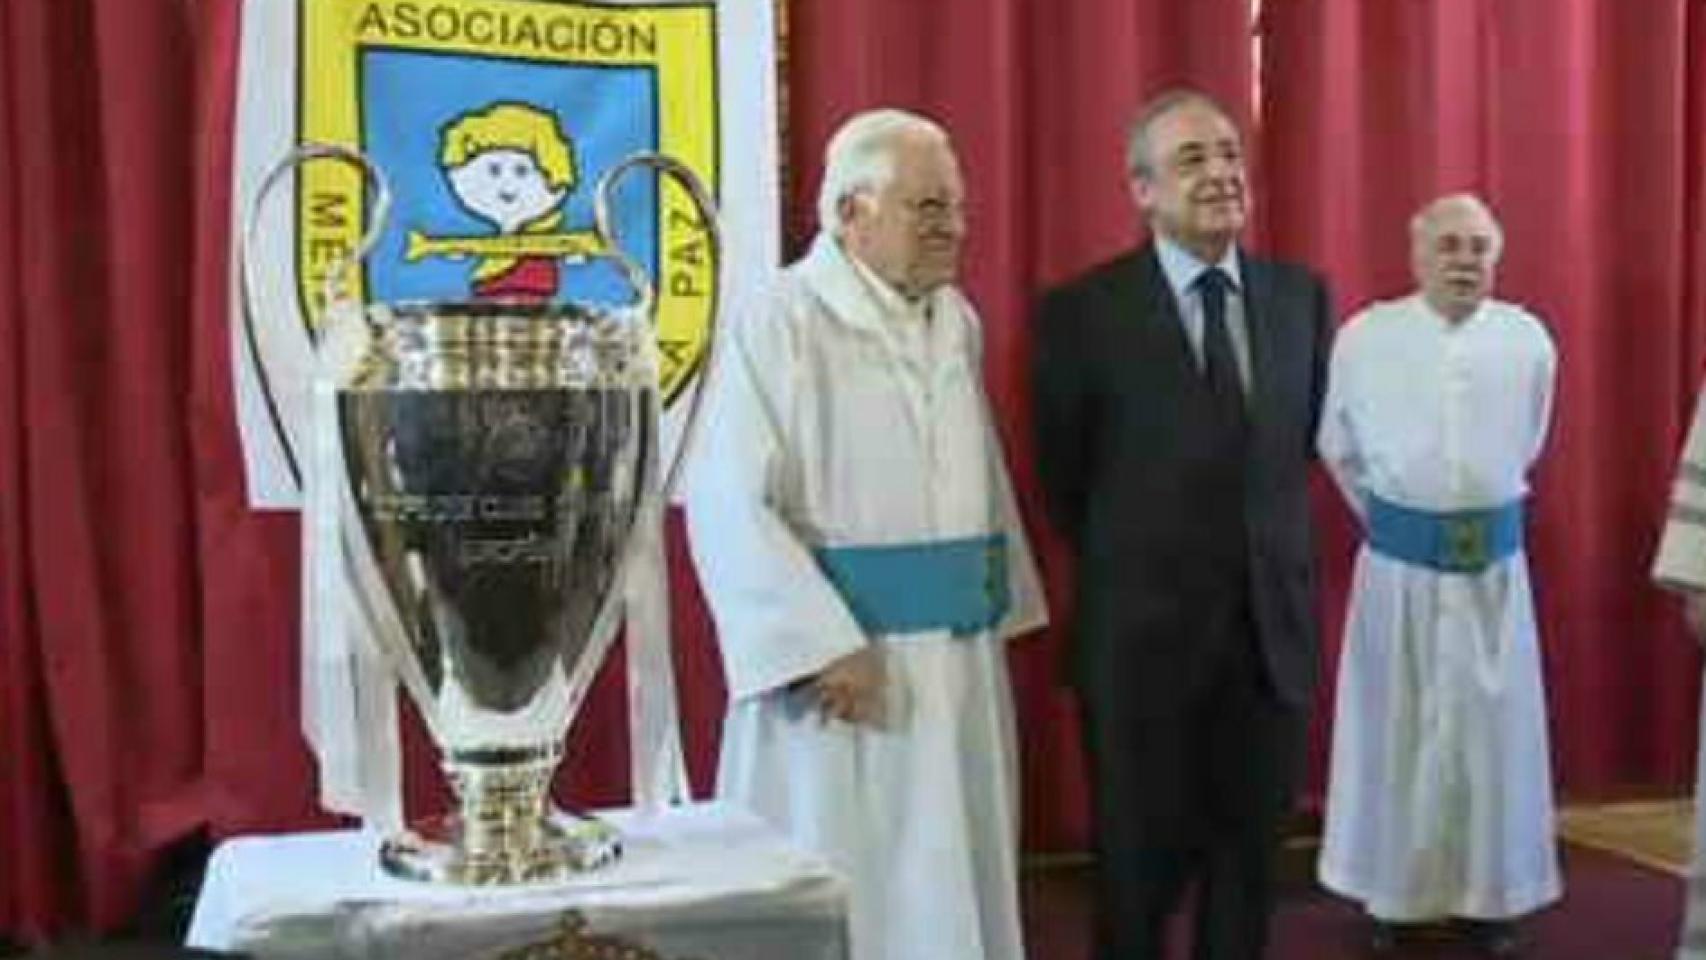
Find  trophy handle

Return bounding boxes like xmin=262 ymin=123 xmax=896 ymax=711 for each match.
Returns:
xmin=240 ymin=142 xmax=394 ymax=363
xmin=590 ymin=153 xmax=722 ymax=499
xmin=559 ymin=155 xmax=722 ymax=756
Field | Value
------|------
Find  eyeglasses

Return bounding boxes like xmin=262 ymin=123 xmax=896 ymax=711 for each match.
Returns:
xmin=896 ymin=196 xmax=965 ymax=224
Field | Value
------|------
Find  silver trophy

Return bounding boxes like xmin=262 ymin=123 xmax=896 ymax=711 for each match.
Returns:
xmin=243 ymin=143 xmax=718 ymax=884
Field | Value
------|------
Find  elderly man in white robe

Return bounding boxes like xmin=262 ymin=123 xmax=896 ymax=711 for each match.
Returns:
xmin=1653 ymin=384 xmax=1706 ymax=960
xmin=1315 ymin=193 xmax=1561 ymax=957
xmin=684 ymin=109 xmax=1047 ymax=960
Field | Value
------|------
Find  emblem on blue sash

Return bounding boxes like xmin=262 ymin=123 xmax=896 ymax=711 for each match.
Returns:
xmin=1364 ymin=492 xmax=1524 ymax=574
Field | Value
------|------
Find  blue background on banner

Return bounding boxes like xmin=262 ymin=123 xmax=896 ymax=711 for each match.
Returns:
xmin=359 ymin=49 xmax=660 ymax=306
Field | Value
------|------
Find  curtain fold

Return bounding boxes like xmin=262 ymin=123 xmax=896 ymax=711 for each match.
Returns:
xmin=0 ymin=0 xmax=204 ymax=940
xmin=5 ymin=0 xmax=1706 ymax=941
xmin=1261 ymin=0 xmax=1706 ymax=793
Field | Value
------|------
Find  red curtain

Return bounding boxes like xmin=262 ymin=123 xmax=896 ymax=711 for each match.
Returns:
xmin=1260 ymin=0 xmax=1706 ymax=793
xmin=1 ymin=0 xmax=205 ymax=939
xmin=5 ymin=0 xmax=1706 ymax=942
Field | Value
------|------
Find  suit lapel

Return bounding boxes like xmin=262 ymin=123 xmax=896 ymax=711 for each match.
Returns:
xmin=1130 ymin=247 xmax=1199 ymax=378
xmin=1242 ymin=256 xmax=1278 ymax=440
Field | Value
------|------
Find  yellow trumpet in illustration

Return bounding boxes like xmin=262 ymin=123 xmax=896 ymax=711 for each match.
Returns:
xmin=404 ymin=229 xmax=606 ymax=262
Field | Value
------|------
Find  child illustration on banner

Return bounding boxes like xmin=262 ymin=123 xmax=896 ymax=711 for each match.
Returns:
xmin=436 ymin=101 xmax=579 ymax=304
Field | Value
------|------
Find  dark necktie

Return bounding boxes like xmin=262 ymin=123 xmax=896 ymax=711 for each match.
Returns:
xmin=1195 ymin=267 xmax=1244 ymax=423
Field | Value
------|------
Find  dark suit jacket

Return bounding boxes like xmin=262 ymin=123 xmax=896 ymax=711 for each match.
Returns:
xmin=1032 ymin=244 xmax=1330 ymax=709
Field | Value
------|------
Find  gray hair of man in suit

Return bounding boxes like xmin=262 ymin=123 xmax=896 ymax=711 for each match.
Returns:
xmin=1125 ymin=89 xmax=1238 ymax=177
xmin=1410 ymin=192 xmax=1506 ymax=322
xmin=1124 ymin=89 xmax=1249 ymax=264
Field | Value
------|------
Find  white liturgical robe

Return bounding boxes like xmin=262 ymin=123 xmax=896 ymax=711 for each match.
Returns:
xmin=685 ymin=234 xmax=1047 ymax=960
xmin=1652 ymin=383 xmax=1706 ymax=960
xmin=1316 ymin=294 xmax=1562 ymax=921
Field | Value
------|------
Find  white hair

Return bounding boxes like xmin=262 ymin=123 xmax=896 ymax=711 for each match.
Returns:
xmin=816 ymin=108 xmax=950 ymax=232
xmin=1410 ymin=192 xmax=1505 ymax=258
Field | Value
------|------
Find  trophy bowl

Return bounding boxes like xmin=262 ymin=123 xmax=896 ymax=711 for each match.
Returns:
xmin=344 ymin=301 xmax=653 ymax=882
xmin=244 ymin=146 xmax=718 ymax=884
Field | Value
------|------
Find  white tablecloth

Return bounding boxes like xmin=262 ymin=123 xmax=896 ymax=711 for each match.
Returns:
xmin=186 ymin=802 xmax=849 ymax=960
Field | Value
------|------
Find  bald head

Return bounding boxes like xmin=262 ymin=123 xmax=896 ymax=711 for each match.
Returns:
xmin=1411 ymin=193 xmax=1504 ymax=322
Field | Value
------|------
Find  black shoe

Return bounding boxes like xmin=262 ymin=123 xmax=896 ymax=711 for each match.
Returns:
xmin=1463 ymin=918 xmax=1522 ymax=957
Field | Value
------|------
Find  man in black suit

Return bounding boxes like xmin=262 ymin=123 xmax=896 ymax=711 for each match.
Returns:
xmin=1031 ymin=89 xmax=1331 ymax=960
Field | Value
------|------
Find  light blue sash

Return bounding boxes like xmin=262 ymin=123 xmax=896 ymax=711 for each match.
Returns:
xmin=813 ymin=534 xmax=1009 ymax=637
xmin=1364 ymin=491 xmax=1524 ymax=574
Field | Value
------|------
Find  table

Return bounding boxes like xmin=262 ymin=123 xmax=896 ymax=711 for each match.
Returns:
xmin=186 ymin=803 xmax=848 ymax=960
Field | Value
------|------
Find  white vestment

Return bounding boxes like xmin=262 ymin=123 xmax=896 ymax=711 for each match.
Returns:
xmin=1652 ymin=383 xmax=1706 ymax=960
xmin=1316 ymin=294 xmax=1562 ymax=921
xmin=684 ymin=234 xmax=1047 ymax=960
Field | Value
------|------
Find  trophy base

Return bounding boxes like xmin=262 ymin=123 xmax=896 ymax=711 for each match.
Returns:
xmin=379 ymin=810 xmax=622 ymax=885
